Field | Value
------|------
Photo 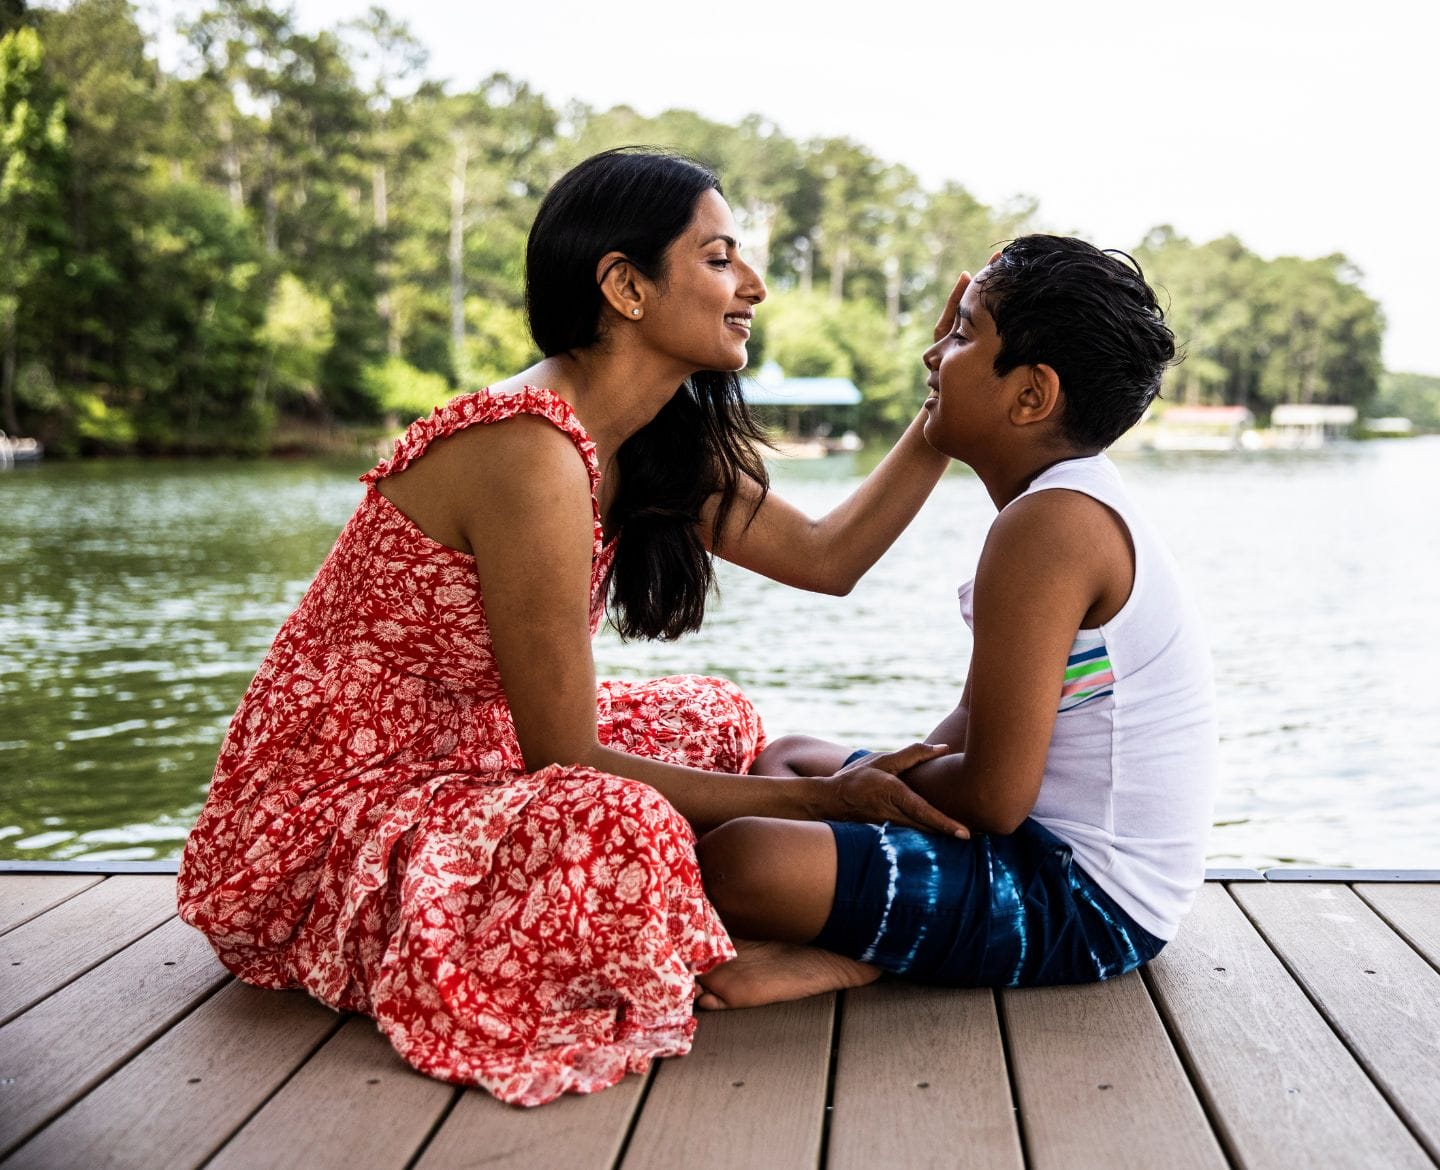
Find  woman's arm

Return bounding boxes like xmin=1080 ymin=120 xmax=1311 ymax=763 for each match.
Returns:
xmin=898 ymin=491 xmax=1130 ymax=834
xmin=701 ymin=409 xmax=950 ymax=594
xmin=444 ymin=416 xmax=964 ymax=836
xmin=700 ymin=273 xmax=974 ymax=595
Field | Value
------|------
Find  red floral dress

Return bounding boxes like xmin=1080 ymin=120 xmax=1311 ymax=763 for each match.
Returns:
xmin=177 ymin=387 xmax=765 ymax=1106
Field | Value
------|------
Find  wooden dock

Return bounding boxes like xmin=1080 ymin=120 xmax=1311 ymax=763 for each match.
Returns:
xmin=1 ymin=865 xmax=1438 ymax=1170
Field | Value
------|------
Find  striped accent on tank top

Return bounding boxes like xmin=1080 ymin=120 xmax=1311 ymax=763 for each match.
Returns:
xmin=1060 ymin=631 xmax=1114 ymax=711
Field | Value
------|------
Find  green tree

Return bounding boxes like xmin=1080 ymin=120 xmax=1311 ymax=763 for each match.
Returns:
xmin=397 ymin=77 xmax=554 ymax=381
xmin=1 ymin=0 xmax=26 ymax=37
xmin=182 ymin=0 xmax=294 ymax=252
xmin=462 ymin=295 xmax=537 ymax=388
xmin=1136 ymin=230 xmax=1381 ymax=415
xmin=127 ymin=180 xmax=267 ymax=452
xmin=257 ymin=273 xmax=334 ymax=413
xmin=1253 ymin=254 xmax=1382 ymax=412
xmin=0 ymin=24 xmax=67 ymax=434
xmin=361 ymin=354 xmax=450 ymax=421
xmin=5 ymin=0 xmax=1394 ymax=454
xmin=760 ymin=289 xmax=928 ymax=433
xmin=343 ymin=5 xmax=427 ymax=357
xmin=807 ymin=137 xmax=888 ymax=303
xmin=1137 ymin=229 xmax=1266 ymax=407
xmin=911 ymin=182 xmax=1035 ymax=328
xmin=1372 ymin=371 xmax=1440 ymax=431
xmin=34 ymin=0 xmax=164 ymax=400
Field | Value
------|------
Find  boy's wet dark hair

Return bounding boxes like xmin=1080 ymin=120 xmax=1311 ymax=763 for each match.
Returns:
xmin=980 ymin=235 xmax=1176 ymax=451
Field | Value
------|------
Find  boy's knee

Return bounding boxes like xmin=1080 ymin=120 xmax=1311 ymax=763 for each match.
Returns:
xmin=759 ymin=733 xmax=809 ymax=755
xmin=696 ymin=817 xmax=773 ymax=930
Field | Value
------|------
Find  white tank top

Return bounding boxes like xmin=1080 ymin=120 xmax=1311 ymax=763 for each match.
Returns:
xmin=958 ymin=454 xmax=1219 ymax=939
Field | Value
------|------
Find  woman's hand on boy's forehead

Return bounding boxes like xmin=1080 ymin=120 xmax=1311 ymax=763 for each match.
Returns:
xmin=933 ymin=252 xmax=1002 ymax=342
xmin=934 ymin=272 xmax=972 ymax=342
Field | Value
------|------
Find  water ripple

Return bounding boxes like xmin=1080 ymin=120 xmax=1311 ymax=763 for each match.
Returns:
xmin=3 ymin=444 xmax=1438 ymax=867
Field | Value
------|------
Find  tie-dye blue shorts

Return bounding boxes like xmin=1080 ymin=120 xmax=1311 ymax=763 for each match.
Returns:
xmin=811 ymin=817 xmax=1165 ymax=987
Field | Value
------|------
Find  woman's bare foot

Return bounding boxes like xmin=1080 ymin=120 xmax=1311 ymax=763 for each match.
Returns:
xmin=696 ymin=939 xmax=881 ymax=1010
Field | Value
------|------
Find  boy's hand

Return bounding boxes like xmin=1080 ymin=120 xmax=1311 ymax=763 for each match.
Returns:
xmin=822 ymin=743 xmax=969 ymax=838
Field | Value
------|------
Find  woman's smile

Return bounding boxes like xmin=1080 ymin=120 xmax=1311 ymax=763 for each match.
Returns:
xmin=724 ymin=311 xmax=754 ymax=337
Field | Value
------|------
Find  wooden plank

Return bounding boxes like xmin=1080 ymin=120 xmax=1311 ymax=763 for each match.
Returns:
xmin=0 ymin=875 xmax=179 ymax=1023
xmin=0 ymin=874 xmax=103 ymax=935
xmin=0 ymin=916 xmax=228 ymax=1158
xmin=1355 ymin=883 xmax=1440 ymax=969
xmin=206 ymin=1015 xmax=456 ymax=1170
xmin=623 ymin=996 xmax=834 ymax=1170
xmin=414 ymin=1072 xmax=648 ymax=1170
xmin=1001 ymin=970 xmax=1226 ymax=1170
xmin=1146 ymin=883 xmax=1432 ymax=1170
xmin=4 ymin=982 xmax=341 ymax=1170
xmin=1265 ymin=869 xmax=1440 ymax=882
xmin=1234 ymin=882 xmax=1440 ymax=1161
xmin=1203 ymin=868 xmax=1266 ymax=882
xmin=0 ymin=860 xmax=180 ymax=875
xmin=828 ymin=983 xmax=1022 ymax=1170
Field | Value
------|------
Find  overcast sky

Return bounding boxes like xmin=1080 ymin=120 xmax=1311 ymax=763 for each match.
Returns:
xmin=153 ymin=0 xmax=1438 ymax=375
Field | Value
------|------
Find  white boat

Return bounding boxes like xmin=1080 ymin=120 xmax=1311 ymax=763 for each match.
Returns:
xmin=1141 ymin=406 xmax=1257 ymax=451
xmin=1268 ymin=404 xmax=1358 ymax=448
xmin=0 ymin=431 xmax=44 ymax=466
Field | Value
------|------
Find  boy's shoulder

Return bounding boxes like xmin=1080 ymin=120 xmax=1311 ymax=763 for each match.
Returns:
xmin=979 ymin=483 xmax=1134 ymax=629
xmin=988 ymin=484 xmax=1126 ymax=557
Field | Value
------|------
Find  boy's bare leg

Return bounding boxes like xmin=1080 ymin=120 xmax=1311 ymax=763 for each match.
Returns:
xmin=748 ymin=734 xmax=852 ymax=777
xmin=695 ymin=817 xmax=880 ymax=1009
xmin=697 ymin=940 xmax=880 ymax=1010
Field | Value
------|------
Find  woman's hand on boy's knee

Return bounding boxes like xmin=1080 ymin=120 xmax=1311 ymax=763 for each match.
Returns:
xmin=821 ymin=742 xmax=969 ymax=838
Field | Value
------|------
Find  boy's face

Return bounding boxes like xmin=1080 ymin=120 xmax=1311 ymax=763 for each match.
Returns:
xmin=920 ymin=269 xmax=1016 ymax=460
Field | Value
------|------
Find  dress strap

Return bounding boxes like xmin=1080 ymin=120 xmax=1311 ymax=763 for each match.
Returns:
xmin=361 ymin=386 xmax=601 ymax=492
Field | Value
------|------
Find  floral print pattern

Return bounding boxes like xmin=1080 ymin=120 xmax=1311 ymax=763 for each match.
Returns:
xmin=178 ymin=388 xmax=765 ymax=1106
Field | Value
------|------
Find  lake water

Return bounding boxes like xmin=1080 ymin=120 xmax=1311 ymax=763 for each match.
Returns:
xmin=2 ymin=439 xmax=1437 ymax=868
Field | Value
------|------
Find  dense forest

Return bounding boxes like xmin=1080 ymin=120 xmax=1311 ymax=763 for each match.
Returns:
xmin=2 ymin=0 xmax=1432 ymax=455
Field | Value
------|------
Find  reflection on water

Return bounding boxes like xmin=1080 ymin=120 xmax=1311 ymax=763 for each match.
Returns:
xmin=2 ymin=440 xmax=1437 ymax=867
xmin=0 ymin=458 xmax=371 ymax=860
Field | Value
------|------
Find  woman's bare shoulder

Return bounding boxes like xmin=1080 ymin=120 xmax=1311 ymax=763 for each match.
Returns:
xmin=426 ymin=412 xmax=589 ymax=493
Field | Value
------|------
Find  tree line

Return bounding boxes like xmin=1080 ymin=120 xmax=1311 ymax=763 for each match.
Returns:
xmin=1 ymin=0 xmax=1420 ymax=456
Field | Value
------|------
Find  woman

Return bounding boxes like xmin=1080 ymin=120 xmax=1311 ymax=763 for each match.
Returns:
xmin=178 ymin=147 xmax=960 ymax=1107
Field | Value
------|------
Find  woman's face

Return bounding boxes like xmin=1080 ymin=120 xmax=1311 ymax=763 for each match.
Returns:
xmin=639 ymin=189 xmax=767 ymax=373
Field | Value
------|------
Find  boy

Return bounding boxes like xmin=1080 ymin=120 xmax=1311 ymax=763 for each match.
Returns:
xmin=696 ymin=235 xmax=1218 ymax=1008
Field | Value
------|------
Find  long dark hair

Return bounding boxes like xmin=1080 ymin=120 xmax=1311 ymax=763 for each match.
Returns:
xmin=526 ymin=147 xmax=770 ymax=640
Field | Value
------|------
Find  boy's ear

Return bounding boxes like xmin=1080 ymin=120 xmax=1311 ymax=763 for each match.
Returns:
xmin=1011 ymin=363 xmax=1063 ymax=427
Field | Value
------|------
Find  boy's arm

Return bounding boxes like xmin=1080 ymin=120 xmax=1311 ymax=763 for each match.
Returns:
xmin=900 ymin=490 xmax=1133 ymax=834
xmin=924 ymin=675 xmax=972 ymax=750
